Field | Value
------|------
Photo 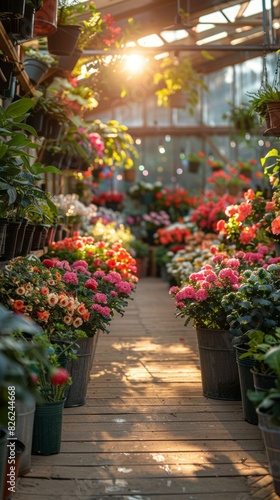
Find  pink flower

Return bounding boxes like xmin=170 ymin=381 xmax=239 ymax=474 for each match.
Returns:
xmin=115 ymin=281 xmax=133 ymax=294
xmin=176 ymin=285 xmax=196 ymax=301
xmin=94 ymin=293 xmax=107 ymax=304
xmin=63 ymin=272 xmax=78 ymax=285
xmin=93 ymin=270 xmax=106 ymax=278
xmin=72 ymin=260 xmax=88 ymax=270
xmin=226 ymin=258 xmax=240 ymax=269
xmin=195 ymin=289 xmax=208 ymax=301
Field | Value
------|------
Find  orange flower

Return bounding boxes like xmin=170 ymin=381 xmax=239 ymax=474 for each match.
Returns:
xmin=272 ymin=216 xmax=280 ymax=235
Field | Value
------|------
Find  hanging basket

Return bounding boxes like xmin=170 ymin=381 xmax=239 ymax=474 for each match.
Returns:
xmin=33 ymin=0 xmax=58 ymax=37
xmin=263 ymin=102 xmax=280 ymax=137
xmin=123 ymin=168 xmax=137 ymax=182
xmin=188 ymin=160 xmax=200 ymax=173
xmin=168 ymin=91 xmax=187 ymax=109
xmin=47 ymin=24 xmax=81 ymax=56
xmin=58 ymin=48 xmax=83 ymax=72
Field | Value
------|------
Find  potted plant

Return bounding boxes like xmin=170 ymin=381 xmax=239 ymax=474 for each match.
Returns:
xmin=222 ymin=263 xmax=280 ymax=423
xmin=22 ymin=47 xmax=58 ymax=85
xmin=247 ymin=345 xmax=280 ymax=496
xmin=153 ymin=56 xmax=208 ymax=112
xmin=222 ymin=100 xmax=260 ymax=137
xmin=47 ymin=0 xmax=82 ymax=56
xmin=247 ymin=84 xmax=280 ymax=135
xmin=207 ymin=170 xmax=231 ymax=196
xmin=1 ymin=0 xmax=43 ymax=44
xmin=169 ymin=253 xmax=243 ymax=401
xmin=186 ymin=152 xmax=205 ymax=173
xmin=128 ymin=238 xmax=149 ymax=278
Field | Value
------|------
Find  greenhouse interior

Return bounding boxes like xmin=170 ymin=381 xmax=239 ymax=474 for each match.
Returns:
xmin=1 ymin=0 xmax=280 ymax=499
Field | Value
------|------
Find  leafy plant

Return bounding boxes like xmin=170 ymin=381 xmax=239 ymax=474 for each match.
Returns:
xmin=239 ymin=328 xmax=280 ymax=374
xmin=221 ymin=265 xmax=280 ymax=344
xmin=22 ymin=47 xmax=58 ymax=67
xmin=222 ymin=100 xmax=259 ymax=135
xmin=153 ymin=56 xmax=208 ymax=113
xmin=247 ymin=345 xmax=280 ymax=425
xmin=0 ymin=98 xmax=61 ymax=221
xmin=247 ymin=85 xmax=280 ymax=123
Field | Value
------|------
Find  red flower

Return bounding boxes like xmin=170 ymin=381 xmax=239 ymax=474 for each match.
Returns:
xmin=50 ymin=368 xmax=70 ymax=386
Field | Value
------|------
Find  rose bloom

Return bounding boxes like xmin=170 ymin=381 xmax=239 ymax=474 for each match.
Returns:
xmin=272 ymin=215 xmax=280 ymax=235
xmin=50 ymin=368 xmax=70 ymax=386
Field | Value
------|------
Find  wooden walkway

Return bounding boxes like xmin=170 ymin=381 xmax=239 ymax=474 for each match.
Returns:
xmin=14 ymin=277 xmax=278 ymax=500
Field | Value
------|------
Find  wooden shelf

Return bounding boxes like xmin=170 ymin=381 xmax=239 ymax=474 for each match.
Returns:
xmin=0 ymin=22 xmax=35 ymax=95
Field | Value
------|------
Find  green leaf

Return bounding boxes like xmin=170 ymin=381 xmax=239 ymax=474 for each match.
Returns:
xmin=4 ymin=99 xmax=35 ymax=118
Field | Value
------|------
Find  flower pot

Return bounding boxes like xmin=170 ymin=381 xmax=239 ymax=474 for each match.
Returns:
xmin=257 ymin=408 xmax=280 ymax=496
xmin=123 ymin=169 xmax=136 ymax=183
xmin=14 ymin=217 xmax=28 ymax=257
xmin=47 ymin=24 xmax=81 ymax=56
xmin=1 ymin=76 xmax=17 ymax=100
xmin=168 ymin=91 xmax=187 ymax=109
xmin=0 ymin=220 xmax=21 ymax=261
xmin=0 ymin=0 xmax=25 ymax=19
xmin=263 ymin=102 xmax=280 ymax=137
xmin=64 ymin=334 xmax=99 ymax=408
xmin=228 ymin=184 xmax=240 ymax=197
xmin=196 ymin=328 xmax=241 ymax=400
xmin=58 ymin=48 xmax=83 ymax=72
xmin=235 ymin=344 xmax=258 ymax=425
xmin=15 ymin=399 xmax=36 ymax=476
xmin=31 ymin=399 xmax=65 ymax=455
xmin=33 ymin=0 xmax=58 ymax=37
xmin=214 ymin=185 xmax=227 ymax=196
xmin=25 ymin=108 xmax=49 ymax=136
xmin=188 ymin=160 xmax=200 ymax=173
xmin=3 ymin=439 xmax=25 ymax=500
xmin=0 ymin=219 xmax=8 ymax=258
xmin=2 ymin=4 xmax=35 ymax=44
xmin=20 ymin=224 xmax=35 ymax=257
xmin=23 ymin=58 xmax=49 ymax=86
xmin=252 ymin=370 xmax=277 ymax=393
xmin=31 ymin=224 xmax=49 ymax=251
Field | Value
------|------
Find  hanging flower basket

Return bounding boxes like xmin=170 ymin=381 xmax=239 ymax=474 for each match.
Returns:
xmin=47 ymin=24 xmax=81 ymax=56
xmin=188 ymin=160 xmax=200 ymax=173
xmin=123 ymin=168 xmax=137 ymax=182
xmin=58 ymin=48 xmax=83 ymax=72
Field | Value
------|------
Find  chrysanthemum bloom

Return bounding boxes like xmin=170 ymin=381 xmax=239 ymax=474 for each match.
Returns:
xmin=195 ymin=289 xmax=208 ymax=301
xmin=176 ymin=285 xmax=196 ymax=301
xmin=63 ymin=272 xmax=79 ymax=285
xmin=94 ymin=293 xmax=107 ymax=304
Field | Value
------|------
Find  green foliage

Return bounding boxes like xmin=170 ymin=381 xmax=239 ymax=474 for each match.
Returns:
xmin=153 ymin=56 xmax=208 ymax=113
xmin=222 ymin=266 xmax=280 ymax=344
xmin=0 ymin=98 xmax=60 ymax=221
xmin=247 ymin=345 xmax=280 ymax=426
xmin=222 ymin=100 xmax=260 ymax=136
xmin=240 ymin=328 xmax=280 ymax=374
xmin=247 ymin=84 xmax=280 ymax=122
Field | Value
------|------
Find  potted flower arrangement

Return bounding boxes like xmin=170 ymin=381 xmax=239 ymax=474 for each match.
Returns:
xmin=142 ymin=210 xmax=171 ymax=246
xmin=186 ymin=151 xmax=205 ymax=173
xmin=169 ymin=253 xmax=243 ymax=400
xmin=207 ymin=170 xmax=231 ymax=196
xmin=247 ymin=84 xmax=280 ymax=135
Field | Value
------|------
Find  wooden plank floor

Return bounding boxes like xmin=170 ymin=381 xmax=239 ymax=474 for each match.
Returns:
xmin=14 ymin=277 xmax=278 ymax=500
